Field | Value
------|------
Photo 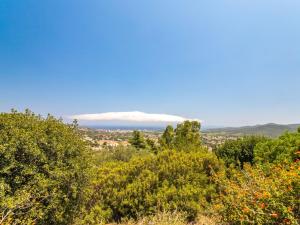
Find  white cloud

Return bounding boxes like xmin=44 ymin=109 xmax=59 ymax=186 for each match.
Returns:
xmin=69 ymin=111 xmax=201 ymax=123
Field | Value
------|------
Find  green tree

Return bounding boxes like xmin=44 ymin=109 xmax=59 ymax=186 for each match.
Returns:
xmin=129 ymin=131 xmax=147 ymax=150
xmin=146 ymin=138 xmax=159 ymax=153
xmin=216 ymin=136 xmax=267 ymax=168
xmin=159 ymin=125 xmax=175 ymax=149
xmin=173 ymin=121 xmax=202 ymax=151
xmin=238 ymin=136 xmax=268 ymax=168
xmin=215 ymin=139 xmax=241 ymax=167
xmin=0 ymin=110 xmax=92 ymax=225
xmin=159 ymin=121 xmax=202 ymax=152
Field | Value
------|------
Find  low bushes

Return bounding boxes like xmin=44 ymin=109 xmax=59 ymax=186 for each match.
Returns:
xmin=80 ymin=150 xmax=223 ymax=224
xmin=213 ymin=163 xmax=300 ymax=225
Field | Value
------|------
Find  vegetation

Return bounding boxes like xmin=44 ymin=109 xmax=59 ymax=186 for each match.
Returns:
xmin=214 ymin=163 xmax=300 ymax=225
xmin=129 ymin=131 xmax=147 ymax=150
xmin=215 ymin=136 xmax=268 ymax=168
xmin=214 ymin=130 xmax=300 ymax=225
xmin=109 ymin=211 xmax=218 ymax=225
xmin=80 ymin=150 xmax=221 ymax=224
xmin=159 ymin=121 xmax=202 ymax=151
xmin=1 ymin=110 xmax=299 ymax=224
xmin=254 ymin=131 xmax=300 ymax=165
xmin=0 ymin=110 xmax=92 ymax=224
xmin=159 ymin=125 xmax=174 ymax=149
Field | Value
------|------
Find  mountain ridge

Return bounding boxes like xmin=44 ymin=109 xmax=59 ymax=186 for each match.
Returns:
xmin=203 ymin=123 xmax=300 ymax=137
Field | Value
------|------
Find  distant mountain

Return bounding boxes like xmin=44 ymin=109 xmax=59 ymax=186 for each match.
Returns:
xmin=204 ymin=123 xmax=300 ymax=137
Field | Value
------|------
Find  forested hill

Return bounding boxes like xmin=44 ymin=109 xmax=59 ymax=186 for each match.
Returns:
xmin=204 ymin=123 xmax=300 ymax=137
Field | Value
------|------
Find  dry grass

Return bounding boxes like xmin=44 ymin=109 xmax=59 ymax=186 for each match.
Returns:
xmin=195 ymin=215 xmax=218 ymax=225
xmin=108 ymin=212 xmax=218 ymax=225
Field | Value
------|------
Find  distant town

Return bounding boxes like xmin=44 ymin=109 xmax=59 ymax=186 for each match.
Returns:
xmin=79 ymin=126 xmax=238 ymax=151
xmin=79 ymin=122 xmax=300 ymax=152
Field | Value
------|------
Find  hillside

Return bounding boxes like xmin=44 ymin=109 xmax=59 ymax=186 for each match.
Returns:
xmin=204 ymin=123 xmax=300 ymax=137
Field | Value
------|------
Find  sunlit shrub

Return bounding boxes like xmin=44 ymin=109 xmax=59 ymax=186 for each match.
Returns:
xmin=81 ymin=150 xmax=223 ymax=223
xmin=0 ymin=110 xmax=92 ymax=225
xmin=213 ymin=162 xmax=300 ymax=225
xmin=254 ymin=132 xmax=300 ymax=165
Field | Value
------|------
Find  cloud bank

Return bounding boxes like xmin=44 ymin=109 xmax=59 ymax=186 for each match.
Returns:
xmin=70 ymin=111 xmax=201 ymax=123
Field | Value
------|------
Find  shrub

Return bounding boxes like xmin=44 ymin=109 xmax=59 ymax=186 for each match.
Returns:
xmin=254 ymin=132 xmax=300 ymax=165
xmin=216 ymin=136 xmax=267 ymax=168
xmin=214 ymin=163 xmax=300 ymax=225
xmin=0 ymin=110 xmax=92 ymax=224
xmin=93 ymin=146 xmax=140 ymax=164
xmin=81 ymin=150 xmax=223 ymax=224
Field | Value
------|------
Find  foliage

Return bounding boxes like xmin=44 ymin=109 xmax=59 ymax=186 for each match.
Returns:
xmin=254 ymin=131 xmax=300 ymax=165
xmin=80 ymin=150 xmax=223 ymax=224
xmin=130 ymin=121 xmax=203 ymax=153
xmin=216 ymin=136 xmax=268 ymax=168
xmin=129 ymin=131 xmax=147 ymax=150
xmin=145 ymin=138 xmax=159 ymax=154
xmin=159 ymin=125 xmax=175 ymax=149
xmin=214 ymin=163 xmax=300 ymax=225
xmin=173 ymin=121 xmax=202 ymax=151
xmin=0 ymin=110 xmax=92 ymax=225
xmin=159 ymin=121 xmax=202 ymax=152
xmin=93 ymin=146 xmax=140 ymax=164
xmin=2 ymin=110 xmax=299 ymax=225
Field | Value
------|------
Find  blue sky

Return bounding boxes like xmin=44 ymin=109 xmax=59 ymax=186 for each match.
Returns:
xmin=0 ymin=0 xmax=300 ymax=126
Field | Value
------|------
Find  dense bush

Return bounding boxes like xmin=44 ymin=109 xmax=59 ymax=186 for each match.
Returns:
xmin=93 ymin=146 xmax=142 ymax=164
xmin=254 ymin=131 xmax=300 ymax=165
xmin=215 ymin=136 xmax=268 ymax=168
xmin=80 ymin=150 xmax=223 ymax=224
xmin=214 ymin=131 xmax=300 ymax=224
xmin=0 ymin=110 xmax=92 ymax=224
xmin=213 ymin=163 xmax=300 ymax=225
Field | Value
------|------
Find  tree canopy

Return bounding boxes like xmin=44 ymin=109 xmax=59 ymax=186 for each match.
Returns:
xmin=254 ymin=132 xmax=300 ymax=165
xmin=159 ymin=121 xmax=202 ymax=152
xmin=215 ymin=136 xmax=268 ymax=168
xmin=129 ymin=131 xmax=147 ymax=150
xmin=0 ymin=110 xmax=92 ymax=224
